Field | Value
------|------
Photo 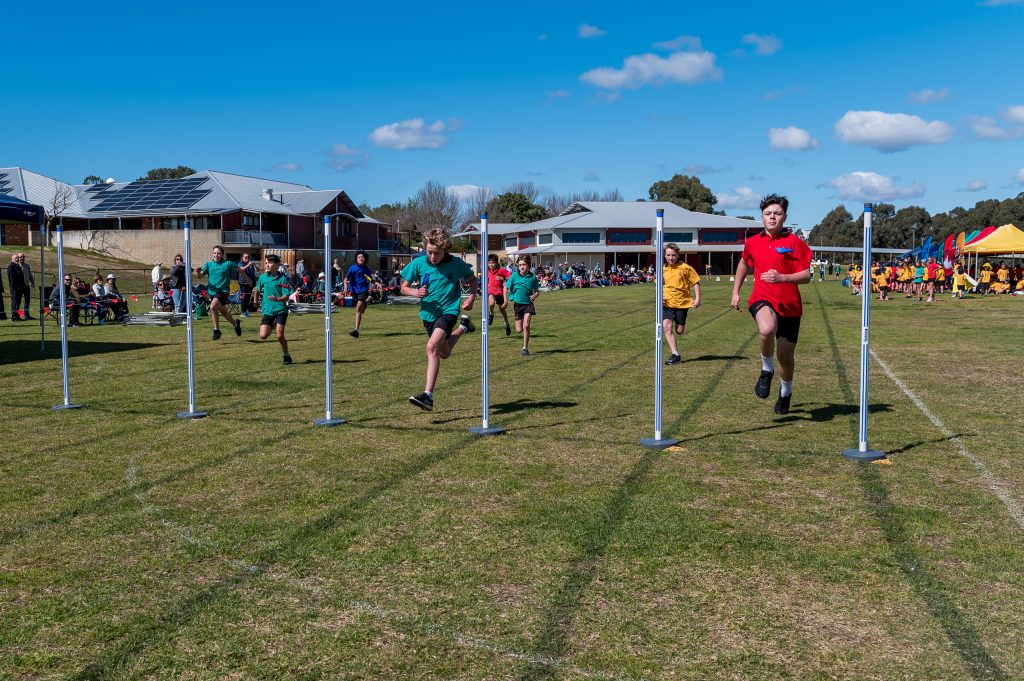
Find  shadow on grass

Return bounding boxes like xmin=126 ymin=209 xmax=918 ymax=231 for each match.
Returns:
xmin=775 ymin=402 xmax=894 ymax=423
xmin=302 ymin=358 xmax=368 ymax=365
xmin=491 ymin=399 xmax=578 ymax=415
xmin=536 ymin=348 xmax=595 ymax=355
xmin=679 ymin=353 xmax=746 ymax=363
xmin=0 ymin=340 xmax=164 ymax=365
xmin=814 ymin=284 xmax=1007 ymax=681
xmin=885 ymin=433 xmax=973 ymax=456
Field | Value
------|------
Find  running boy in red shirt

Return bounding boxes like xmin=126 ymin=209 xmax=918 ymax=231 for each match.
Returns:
xmin=730 ymin=194 xmax=812 ymax=415
xmin=485 ymin=254 xmax=512 ymax=337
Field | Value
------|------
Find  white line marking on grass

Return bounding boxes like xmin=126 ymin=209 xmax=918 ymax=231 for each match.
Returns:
xmin=871 ymin=348 xmax=1024 ymax=535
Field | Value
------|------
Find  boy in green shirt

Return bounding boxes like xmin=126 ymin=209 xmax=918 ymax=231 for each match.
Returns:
xmin=256 ymin=254 xmax=293 ymax=365
xmin=399 ymin=227 xmax=478 ymax=411
xmin=194 ymin=245 xmax=242 ymax=340
xmin=504 ymin=255 xmax=540 ymax=356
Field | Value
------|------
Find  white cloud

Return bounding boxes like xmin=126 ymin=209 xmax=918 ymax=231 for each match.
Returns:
xmin=834 ymin=111 xmax=954 ymax=151
xmin=653 ymin=35 xmax=703 ymax=51
xmin=979 ymin=0 xmax=1024 ymax=5
xmin=546 ymin=89 xmax=571 ymax=99
xmin=969 ymin=116 xmax=1019 ymax=140
xmin=1001 ymin=104 xmax=1024 ymax=124
xmin=583 ymin=172 xmax=601 ymax=182
xmin=580 ymin=50 xmax=722 ymax=90
xmin=682 ymin=163 xmax=730 ymax=174
xmin=272 ymin=162 xmax=301 ymax=172
xmin=957 ymin=180 xmax=988 ymax=192
xmin=908 ymin=87 xmax=950 ymax=104
xmin=741 ymin=33 xmax=782 ymax=55
xmin=1016 ymin=168 xmax=1024 ymax=184
xmin=822 ymin=171 xmax=925 ymax=201
xmin=368 ymin=118 xmax=458 ymax=150
xmin=325 ymin=144 xmax=369 ymax=172
xmin=537 ymin=33 xmax=549 ymax=41
xmin=716 ymin=187 xmax=762 ymax=210
xmin=446 ymin=184 xmax=487 ymax=202
xmin=578 ymin=23 xmax=606 ymax=39
xmin=768 ymin=126 xmax=818 ymax=151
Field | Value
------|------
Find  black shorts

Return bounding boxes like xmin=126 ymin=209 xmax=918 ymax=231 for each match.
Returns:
xmin=748 ymin=300 xmax=801 ymax=344
xmin=490 ymin=293 xmax=505 ymax=305
xmin=353 ymin=291 xmax=369 ymax=302
xmin=662 ymin=307 xmax=688 ymax=326
xmin=879 ymin=285 xmax=889 ymax=292
xmin=514 ymin=302 xmax=536 ymax=320
xmin=423 ymin=313 xmax=459 ymax=338
xmin=212 ymin=291 xmax=230 ymax=305
xmin=261 ymin=312 xmax=288 ymax=327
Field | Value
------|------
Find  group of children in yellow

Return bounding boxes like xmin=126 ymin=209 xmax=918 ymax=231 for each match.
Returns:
xmin=847 ymin=257 xmax=1023 ymax=303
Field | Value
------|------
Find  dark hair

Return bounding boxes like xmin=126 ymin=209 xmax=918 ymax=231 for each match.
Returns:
xmin=487 ymin=254 xmax=498 ymax=263
xmin=355 ymin=250 xmax=369 ymax=261
xmin=213 ymin=245 xmax=224 ymax=252
xmin=266 ymin=254 xmax=280 ymax=264
xmin=759 ymin=194 xmax=789 ymax=213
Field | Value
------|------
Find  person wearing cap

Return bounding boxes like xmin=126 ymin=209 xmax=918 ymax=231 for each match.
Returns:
xmin=194 ymin=245 xmax=241 ymax=341
xmin=103 ymin=274 xmax=130 ymax=321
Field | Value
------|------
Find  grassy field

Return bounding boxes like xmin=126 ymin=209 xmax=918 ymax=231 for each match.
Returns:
xmin=1 ymin=278 xmax=1022 ymax=680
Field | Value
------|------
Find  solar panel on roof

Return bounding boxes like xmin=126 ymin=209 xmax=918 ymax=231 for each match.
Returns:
xmin=87 ymin=178 xmax=212 ymax=212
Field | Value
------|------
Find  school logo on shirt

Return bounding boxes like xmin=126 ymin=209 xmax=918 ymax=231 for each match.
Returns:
xmin=774 ymin=247 xmax=794 ymax=254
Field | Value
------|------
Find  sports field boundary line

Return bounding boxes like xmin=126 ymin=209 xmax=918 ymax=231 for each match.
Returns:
xmin=870 ymin=348 xmax=1024 ymax=536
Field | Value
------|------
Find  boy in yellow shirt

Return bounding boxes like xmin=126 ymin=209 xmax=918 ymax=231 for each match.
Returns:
xmin=661 ymin=243 xmax=701 ymax=365
xmin=873 ymin=263 xmax=889 ymax=301
xmin=952 ymin=265 xmax=967 ymax=299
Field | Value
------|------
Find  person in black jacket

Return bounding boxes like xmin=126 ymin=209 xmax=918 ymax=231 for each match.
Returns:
xmin=168 ymin=254 xmax=187 ymax=313
xmin=48 ymin=274 xmax=81 ymax=326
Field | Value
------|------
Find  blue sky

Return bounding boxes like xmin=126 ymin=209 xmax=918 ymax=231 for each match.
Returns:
xmin=4 ymin=0 xmax=1024 ymax=229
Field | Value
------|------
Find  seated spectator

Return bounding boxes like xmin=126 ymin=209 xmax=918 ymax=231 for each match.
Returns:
xmin=48 ymin=274 xmax=81 ymax=326
xmin=103 ymin=274 xmax=131 ymax=321
xmin=153 ymin=279 xmax=174 ymax=311
xmin=91 ymin=276 xmax=105 ymax=298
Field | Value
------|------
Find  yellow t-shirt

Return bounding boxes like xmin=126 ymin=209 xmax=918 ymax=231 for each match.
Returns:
xmin=852 ymin=269 xmax=864 ymax=283
xmin=874 ymin=270 xmax=888 ymax=286
xmin=936 ymin=268 xmax=946 ymax=282
xmin=980 ymin=270 xmax=993 ymax=283
xmin=953 ymin=273 xmax=967 ymax=287
xmin=997 ymin=267 xmax=1009 ymax=282
xmin=662 ymin=262 xmax=701 ymax=309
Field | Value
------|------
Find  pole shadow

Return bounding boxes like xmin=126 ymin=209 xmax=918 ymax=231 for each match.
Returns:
xmin=490 ymin=399 xmax=578 ymax=415
xmin=679 ymin=354 xmax=747 ymax=363
xmin=0 ymin=340 xmax=165 ymax=365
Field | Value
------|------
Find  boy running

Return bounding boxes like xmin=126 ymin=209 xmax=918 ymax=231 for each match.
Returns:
xmin=343 ymin=250 xmax=373 ymax=338
xmin=195 ymin=245 xmax=241 ymax=340
xmin=400 ymin=227 xmax=478 ymax=411
xmin=485 ymin=254 xmax=512 ymax=337
xmin=256 ymin=254 xmax=293 ymax=364
xmin=505 ymin=255 xmax=540 ymax=356
xmin=731 ymin=194 xmax=812 ymax=415
xmin=661 ymin=243 xmax=701 ymax=365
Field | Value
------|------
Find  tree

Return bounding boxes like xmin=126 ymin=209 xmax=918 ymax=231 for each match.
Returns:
xmin=808 ymin=205 xmax=856 ymax=247
xmin=486 ymin=192 xmax=547 ymax=224
xmin=44 ymin=182 xmax=77 ymax=230
xmin=82 ymin=175 xmax=103 ymax=185
xmin=410 ymin=180 xmax=463 ymax=234
xmin=543 ymin=188 xmax=622 ymax=216
xmin=647 ymin=174 xmax=717 ymax=213
xmin=136 ymin=165 xmax=196 ymax=181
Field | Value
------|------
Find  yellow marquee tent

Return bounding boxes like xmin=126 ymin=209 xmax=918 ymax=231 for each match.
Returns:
xmin=962 ymin=223 xmax=1024 ymax=254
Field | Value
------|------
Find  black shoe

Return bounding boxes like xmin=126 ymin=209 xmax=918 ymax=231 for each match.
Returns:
xmin=665 ymin=353 xmax=681 ymax=365
xmin=488 ymin=312 xmax=494 ymax=326
xmin=349 ymin=329 xmax=359 ymax=338
xmin=10 ymin=316 xmax=19 ymax=322
xmin=460 ymin=315 xmax=475 ymax=333
xmin=521 ymin=347 xmax=529 ymax=356
xmin=505 ymin=323 xmax=511 ymax=337
xmin=234 ymin=320 xmax=242 ymax=336
xmin=212 ymin=329 xmax=222 ymax=341
xmin=774 ymin=394 xmax=792 ymax=414
xmin=283 ymin=354 xmax=293 ymax=365
xmin=755 ymin=369 xmax=774 ymax=399
xmin=409 ymin=392 xmax=433 ymax=411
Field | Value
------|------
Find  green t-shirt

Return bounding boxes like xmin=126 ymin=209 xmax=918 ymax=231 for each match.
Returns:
xmin=257 ymin=271 xmax=291 ymax=316
xmin=400 ymin=254 xmax=474 ymax=322
xmin=202 ymin=259 xmax=238 ymax=295
xmin=506 ymin=271 xmax=539 ymax=305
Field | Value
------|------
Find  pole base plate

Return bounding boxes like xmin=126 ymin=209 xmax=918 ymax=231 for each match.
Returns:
xmin=842 ymin=447 xmax=886 ymax=462
xmin=640 ymin=437 xmax=679 ymax=450
xmin=469 ymin=426 xmax=505 ymax=436
xmin=314 ymin=418 xmax=346 ymax=427
xmin=177 ymin=411 xmax=208 ymax=420
xmin=52 ymin=403 xmax=83 ymax=411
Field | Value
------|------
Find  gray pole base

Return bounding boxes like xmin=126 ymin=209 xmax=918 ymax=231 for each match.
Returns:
xmin=842 ymin=447 xmax=886 ymax=462
xmin=177 ymin=411 xmax=209 ymax=420
xmin=52 ymin=403 xmax=83 ymax=411
xmin=469 ymin=426 xmax=505 ymax=436
xmin=640 ymin=437 xmax=678 ymax=450
xmin=314 ymin=418 xmax=346 ymax=427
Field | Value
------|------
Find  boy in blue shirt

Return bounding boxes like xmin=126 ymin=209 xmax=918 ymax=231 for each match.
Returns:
xmin=343 ymin=250 xmax=374 ymax=338
xmin=194 ymin=245 xmax=241 ymax=341
xmin=504 ymin=255 xmax=540 ymax=356
xmin=256 ymin=254 xmax=293 ymax=365
xmin=400 ymin=227 xmax=478 ymax=411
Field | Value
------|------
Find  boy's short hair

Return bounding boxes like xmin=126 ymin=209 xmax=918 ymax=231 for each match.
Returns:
xmin=664 ymin=243 xmax=680 ymax=253
xmin=355 ymin=250 xmax=369 ymax=261
xmin=423 ymin=227 xmax=452 ymax=252
xmin=487 ymin=254 xmax=499 ymax=263
xmin=266 ymin=254 xmax=280 ymax=263
xmin=517 ymin=254 xmax=532 ymax=266
xmin=759 ymin=194 xmax=789 ymax=213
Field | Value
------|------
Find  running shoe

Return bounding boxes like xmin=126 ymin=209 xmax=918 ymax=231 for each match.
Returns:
xmin=233 ymin=320 xmax=242 ymax=336
xmin=755 ymin=370 xmax=774 ymax=399
xmin=505 ymin=323 xmax=511 ymax=337
xmin=521 ymin=347 xmax=529 ymax=357
xmin=488 ymin=312 xmax=494 ymax=326
xmin=665 ymin=353 xmax=681 ymax=365
xmin=349 ymin=329 xmax=359 ymax=338
xmin=774 ymin=394 xmax=792 ymax=415
xmin=409 ymin=392 xmax=433 ymax=411
xmin=460 ymin=315 xmax=475 ymax=333
xmin=212 ymin=328 xmax=222 ymax=341
xmin=283 ymin=354 xmax=293 ymax=365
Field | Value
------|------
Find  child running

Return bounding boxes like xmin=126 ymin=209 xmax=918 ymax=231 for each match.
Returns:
xmin=731 ymin=194 xmax=812 ymax=415
xmin=195 ymin=245 xmax=241 ymax=340
xmin=661 ymin=243 xmax=701 ymax=365
xmin=485 ymin=254 xmax=512 ymax=337
xmin=343 ymin=250 xmax=373 ymax=338
xmin=504 ymin=255 xmax=540 ymax=356
xmin=256 ymin=254 xmax=293 ymax=365
xmin=400 ymin=227 xmax=478 ymax=411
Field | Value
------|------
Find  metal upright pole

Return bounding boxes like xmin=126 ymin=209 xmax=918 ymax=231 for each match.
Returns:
xmin=843 ymin=204 xmax=884 ymax=461
xmin=177 ymin=220 xmax=207 ymax=419
xmin=641 ymin=209 xmax=677 ymax=449
xmin=52 ymin=224 xmax=81 ymax=410
xmin=315 ymin=215 xmax=345 ymax=427
xmin=470 ymin=211 xmax=504 ymax=436
xmin=39 ymin=224 xmax=46 ymax=352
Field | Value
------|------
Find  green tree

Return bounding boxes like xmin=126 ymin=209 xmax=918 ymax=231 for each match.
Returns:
xmin=647 ymin=174 xmax=717 ymax=213
xmin=486 ymin=192 xmax=548 ymax=224
xmin=136 ymin=165 xmax=197 ymax=181
xmin=873 ymin=204 xmax=929 ymax=249
xmin=808 ymin=205 xmax=856 ymax=247
xmin=82 ymin=175 xmax=103 ymax=185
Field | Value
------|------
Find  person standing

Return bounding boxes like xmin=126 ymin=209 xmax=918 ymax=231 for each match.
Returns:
xmin=237 ymin=252 xmax=259 ymax=317
xmin=7 ymin=253 xmax=29 ymax=321
xmin=168 ymin=254 xmax=187 ymax=313
xmin=256 ymin=254 xmax=293 ymax=365
xmin=195 ymin=245 xmax=241 ymax=340
xmin=400 ymin=227 xmax=477 ymax=412
xmin=505 ymin=255 xmax=540 ymax=357
xmin=730 ymin=194 xmax=812 ymax=415
xmin=17 ymin=253 xmax=34 ymax=319
xmin=150 ymin=261 xmax=162 ymax=294
xmin=661 ymin=243 xmax=701 ymax=365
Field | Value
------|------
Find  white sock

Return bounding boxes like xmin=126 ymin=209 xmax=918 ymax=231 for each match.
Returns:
xmin=424 ymin=391 xmax=432 ymax=398
xmin=780 ymin=380 xmax=792 ymax=397
xmin=761 ymin=355 xmax=775 ymax=372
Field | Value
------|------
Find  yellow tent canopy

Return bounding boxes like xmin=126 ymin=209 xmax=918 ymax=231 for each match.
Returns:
xmin=962 ymin=223 xmax=1024 ymax=255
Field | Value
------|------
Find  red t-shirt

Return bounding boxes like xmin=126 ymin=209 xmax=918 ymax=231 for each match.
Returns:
xmin=741 ymin=229 xmax=812 ymax=317
xmin=925 ymin=263 xmax=940 ymax=281
xmin=486 ymin=266 xmax=511 ymax=296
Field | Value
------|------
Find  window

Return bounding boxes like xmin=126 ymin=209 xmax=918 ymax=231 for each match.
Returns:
xmin=242 ymin=213 xmax=261 ymax=227
xmin=505 ymin=237 xmax=517 ymax=249
xmin=520 ymin=234 xmax=536 ymax=247
xmin=607 ymin=229 xmax=650 ymax=245
xmin=561 ymin=232 xmax=600 ymax=244
xmin=161 ymin=217 xmax=184 ymax=230
xmin=538 ymin=233 xmax=552 ymax=245
xmin=701 ymin=230 xmax=740 ymax=243
xmin=664 ymin=232 xmax=694 ymax=243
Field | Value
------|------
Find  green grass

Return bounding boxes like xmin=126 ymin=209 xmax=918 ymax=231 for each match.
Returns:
xmin=1 ymin=281 xmax=1022 ymax=680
